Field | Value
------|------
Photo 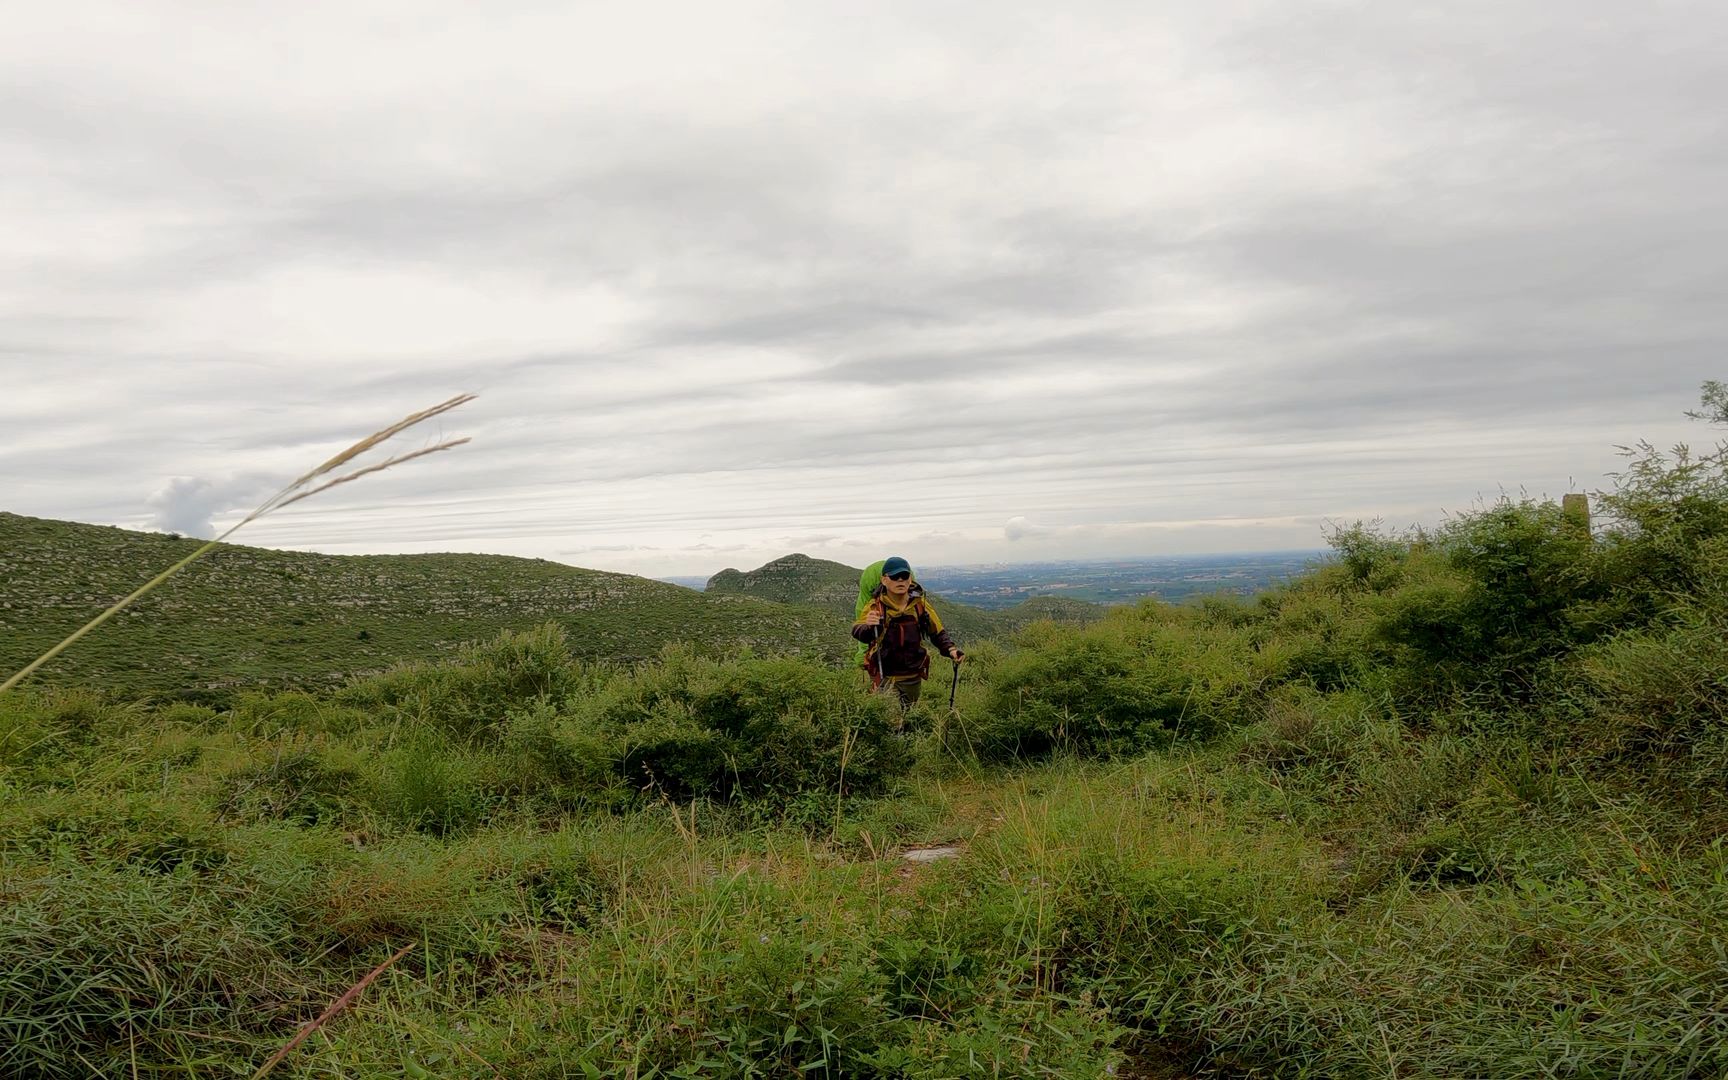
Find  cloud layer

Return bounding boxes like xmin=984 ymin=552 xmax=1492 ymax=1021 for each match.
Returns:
xmin=2 ymin=1 xmax=1723 ymax=575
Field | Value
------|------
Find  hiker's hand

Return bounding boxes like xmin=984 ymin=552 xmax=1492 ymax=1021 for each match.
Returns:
xmin=862 ymin=607 xmax=882 ymax=627
xmin=949 ymin=647 xmax=964 ymax=664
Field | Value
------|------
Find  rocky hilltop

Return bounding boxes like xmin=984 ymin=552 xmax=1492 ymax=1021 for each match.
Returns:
xmin=705 ymin=553 xmax=862 ymax=614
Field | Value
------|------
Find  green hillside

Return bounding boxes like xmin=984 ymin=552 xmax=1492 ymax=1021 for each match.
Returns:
xmin=0 ymin=513 xmax=851 ymax=700
xmin=705 ymin=552 xmax=1101 ymax=641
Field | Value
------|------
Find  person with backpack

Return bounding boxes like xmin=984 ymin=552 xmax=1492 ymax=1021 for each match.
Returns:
xmin=852 ymin=556 xmax=963 ymax=709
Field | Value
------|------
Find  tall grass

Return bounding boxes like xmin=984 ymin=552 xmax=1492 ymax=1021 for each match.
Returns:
xmin=0 ymin=394 xmax=475 ymax=696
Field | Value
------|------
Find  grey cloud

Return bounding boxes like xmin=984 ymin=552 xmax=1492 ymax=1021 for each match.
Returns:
xmin=3 ymin=3 xmax=1724 ymax=576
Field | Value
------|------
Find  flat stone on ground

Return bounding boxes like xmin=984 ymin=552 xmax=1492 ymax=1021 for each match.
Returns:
xmin=901 ymin=845 xmax=964 ymax=863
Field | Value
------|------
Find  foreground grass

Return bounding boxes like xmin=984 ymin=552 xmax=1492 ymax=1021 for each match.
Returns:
xmin=4 ymin=673 xmax=1723 ymax=1078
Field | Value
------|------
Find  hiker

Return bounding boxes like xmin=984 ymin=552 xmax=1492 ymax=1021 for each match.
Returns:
xmin=852 ymin=556 xmax=963 ymax=710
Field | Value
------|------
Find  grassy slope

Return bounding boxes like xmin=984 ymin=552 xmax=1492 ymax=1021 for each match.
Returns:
xmin=705 ymin=552 xmax=1101 ymax=642
xmin=0 ymin=512 xmax=846 ymax=699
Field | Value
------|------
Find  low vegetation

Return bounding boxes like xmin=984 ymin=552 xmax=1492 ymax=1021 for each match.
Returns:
xmin=2 ymin=385 xmax=1725 ymax=1078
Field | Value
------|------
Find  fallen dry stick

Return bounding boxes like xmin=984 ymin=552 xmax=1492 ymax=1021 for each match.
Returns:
xmin=250 ymin=942 xmax=416 ymax=1079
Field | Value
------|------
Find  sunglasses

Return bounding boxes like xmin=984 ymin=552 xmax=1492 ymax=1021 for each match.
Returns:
xmin=887 ymin=571 xmax=912 ymax=581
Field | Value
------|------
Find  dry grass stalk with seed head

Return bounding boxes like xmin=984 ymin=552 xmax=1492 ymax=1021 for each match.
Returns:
xmin=0 ymin=393 xmax=476 ymax=696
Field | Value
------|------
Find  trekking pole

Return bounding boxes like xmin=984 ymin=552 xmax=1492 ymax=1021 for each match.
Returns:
xmin=870 ymin=598 xmax=887 ymax=691
xmin=949 ymin=657 xmax=960 ymax=710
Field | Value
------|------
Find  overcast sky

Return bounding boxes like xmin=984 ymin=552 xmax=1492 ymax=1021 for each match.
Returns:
xmin=2 ymin=1 xmax=1723 ymax=577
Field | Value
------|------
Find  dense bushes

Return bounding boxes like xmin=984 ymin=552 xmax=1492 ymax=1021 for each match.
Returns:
xmin=337 ymin=623 xmax=592 ymax=740
xmin=975 ymin=393 xmax=1728 ymax=777
xmin=978 ymin=607 xmax=1275 ymax=760
xmin=331 ymin=630 xmax=913 ymax=813
xmin=567 ymin=650 xmax=908 ymax=801
xmin=1 ymin=627 xmax=917 ymax=846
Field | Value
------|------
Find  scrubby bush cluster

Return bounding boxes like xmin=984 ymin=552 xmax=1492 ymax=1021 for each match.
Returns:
xmin=977 ymin=399 xmax=1728 ymax=790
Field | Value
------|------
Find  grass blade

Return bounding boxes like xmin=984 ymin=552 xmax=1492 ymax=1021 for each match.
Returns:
xmin=0 ymin=395 xmax=475 ymax=696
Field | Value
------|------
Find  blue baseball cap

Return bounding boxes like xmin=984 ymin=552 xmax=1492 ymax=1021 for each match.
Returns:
xmin=881 ymin=556 xmax=912 ymax=578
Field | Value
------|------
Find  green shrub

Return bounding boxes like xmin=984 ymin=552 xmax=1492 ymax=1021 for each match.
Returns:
xmin=492 ymin=698 xmax=629 ymax=811
xmin=1258 ymin=585 xmax=1370 ymax=691
xmin=1594 ymin=436 xmax=1728 ymax=621
xmin=211 ymin=736 xmax=361 ymax=825
xmin=980 ymin=612 xmax=1270 ymax=761
xmin=694 ymin=657 xmax=907 ymax=796
xmin=365 ymin=734 xmax=492 ymax=834
xmin=340 ymin=623 xmax=584 ymax=741
xmin=981 ymin=625 xmax=1186 ymax=759
xmin=1324 ymin=518 xmax=1415 ymax=591
xmin=340 ymin=634 xmax=911 ymax=806
xmin=1438 ymin=499 xmax=1598 ymax=665
xmin=616 ymin=704 xmax=731 ymax=801
xmin=1578 ymin=604 xmax=1728 ymax=781
xmin=572 ymin=651 xmax=910 ymax=802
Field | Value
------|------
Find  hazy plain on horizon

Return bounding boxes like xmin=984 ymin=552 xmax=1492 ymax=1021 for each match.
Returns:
xmin=3 ymin=2 xmax=1723 ymax=577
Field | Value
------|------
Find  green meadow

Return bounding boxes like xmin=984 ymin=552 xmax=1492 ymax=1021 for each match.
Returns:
xmin=3 ymin=389 xmax=1726 ymax=1078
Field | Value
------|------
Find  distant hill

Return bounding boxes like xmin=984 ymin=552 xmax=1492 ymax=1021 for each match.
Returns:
xmin=706 ymin=554 xmax=860 ymax=613
xmin=0 ymin=513 xmax=849 ymax=701
xmin=705 ymin=553 xmax=1101 ymax=641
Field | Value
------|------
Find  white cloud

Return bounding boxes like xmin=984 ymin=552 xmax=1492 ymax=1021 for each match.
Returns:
xmin=144 ymin=474 xmax=271 ymax=538
xmin=1003 ymin=516 xmax=1044 ymax=543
